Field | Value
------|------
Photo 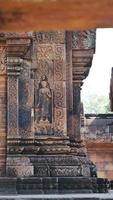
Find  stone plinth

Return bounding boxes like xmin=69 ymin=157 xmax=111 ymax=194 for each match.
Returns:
xmin=30 ymin=155 xmax=91 ymax=177
xmin=0 ymin=177 xmax=97 ymax=194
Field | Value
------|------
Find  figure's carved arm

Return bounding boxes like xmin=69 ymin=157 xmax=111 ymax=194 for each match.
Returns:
xmin=47 ymin=90 xmax=52 ymax=98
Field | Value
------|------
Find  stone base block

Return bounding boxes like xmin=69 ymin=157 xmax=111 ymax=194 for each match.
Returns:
xmin=31 ymin=155 xmax=91 ymax=177
xmin=0 ymin=177 xmax=17 ymax=194
xmin=6 ymin=157 xmax=34 ymax=177
xmin=6 ymin=154 xmax=91 ymax=177
xmin=6 ymin=154 xmax=93 ymax=178
xmin=0 ymin=176 xmax=108 ymax=194
xmin=16 ymin=177 xmax=98 ymax=194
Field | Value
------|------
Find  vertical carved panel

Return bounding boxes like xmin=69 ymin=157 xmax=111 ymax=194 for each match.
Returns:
xmin=65 ymin=32 xmax=73 ymax=138
xmin=19 ymin=63 xmax=33 ymax=138
xmin=7 ymin=76 xmax=19 ymax=138
xmin=34 ymin=45 xmax=54 ymax=134
xmin=33 ymin=32 xmax=67 ymax=136
xmin=54 ymin=60 xmax=64 ymax=81
xmin=54 ymin=43 xmax=67 ymax=135
xmin=7 ymin=58 xmax=23 ymax=139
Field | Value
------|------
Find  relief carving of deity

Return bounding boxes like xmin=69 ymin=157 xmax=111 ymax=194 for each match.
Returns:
xmin=37 ymin=75 xmax=52 ymax=123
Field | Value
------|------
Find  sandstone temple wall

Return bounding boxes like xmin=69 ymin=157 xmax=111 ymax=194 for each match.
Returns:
xmin=0 ymin=31 xmax=96 ymax=181
xmin=81 ymin=114 xmax=113 ymax=180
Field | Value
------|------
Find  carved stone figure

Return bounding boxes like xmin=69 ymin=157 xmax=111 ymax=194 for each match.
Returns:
xmin=37 ymin=76 xmax=52 ymax=122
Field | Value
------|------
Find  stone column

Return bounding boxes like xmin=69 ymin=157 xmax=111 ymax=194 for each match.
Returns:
xmin=66 ymin=32 xmax=82 ymax=143
xmin=6 ymin=58 xmax=35 ymax=177
xmin=65 ymin=31 xmax=74 ymax=139
xmin=71 ymin=30 xmax=96 ymax=155
xmin=72 ymin=81 xmax=81 ymax=141
xmin=7 ymin=57 xmax=23 ymax=139
xmin=0 ymin=46 xmax=7 ymax=176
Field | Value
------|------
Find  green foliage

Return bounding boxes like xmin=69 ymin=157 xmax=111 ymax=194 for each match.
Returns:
xmin=82 ymin=94 xmax=110 ymax=114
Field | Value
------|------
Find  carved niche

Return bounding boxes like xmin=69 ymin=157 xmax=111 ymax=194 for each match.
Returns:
xmin=19 ymin=32 xmax=67 ymax=138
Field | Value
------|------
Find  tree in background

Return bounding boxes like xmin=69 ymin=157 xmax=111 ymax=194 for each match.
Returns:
xmin=82 ymin=94 xmax=110 ymax=114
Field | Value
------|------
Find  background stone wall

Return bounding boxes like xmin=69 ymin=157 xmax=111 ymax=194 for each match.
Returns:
xmin=81 ymin=114 xmax=113 ymax=180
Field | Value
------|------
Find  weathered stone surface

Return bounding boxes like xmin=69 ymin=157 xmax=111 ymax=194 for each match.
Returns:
xmin=30 ymin=155 xmax=91 ymax=166
xmin=6 ymin=155 xmax=91 ymax=178
xmin=17 ymin=177 xmax=43 ymax=194
xmin=0 ymin=46 xmax=7 ymax=176
xmin=0 ymin=31 xmax=97 ymax=193
xmin=6 ymin=157 xmax=34 ymax=177
xmin=0 ymin=178 xmax=17 ymax=194
xmin=32 ymin=155 xmax=91 ymax=178
xmin=58 ymin=177 xmax=96 ymax=193
xmin=10 ymin=177 xmax=98 ymax=194
xmin=81 ymin=114 xmax=113 ymax=180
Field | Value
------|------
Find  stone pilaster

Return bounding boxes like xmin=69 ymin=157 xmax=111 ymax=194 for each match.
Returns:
xmin=70 ymin=80 xmax=86 ymax=156
xmin=72 ymin=82 xmax=81 ymax=141
xmin=65 ymin=31 xmax=74 ymax=139
xmin=72 ymin=30 xmax=96 ymax=140
xmin=31 ymin=32 xmax=70 ymax=154
xmin=70 ymin=30 xmax=96 ymax=155
xmin=0 ymin=46 xmax=7 ymax=176
xmin=7 ymin=57 xmax=23 ymax=139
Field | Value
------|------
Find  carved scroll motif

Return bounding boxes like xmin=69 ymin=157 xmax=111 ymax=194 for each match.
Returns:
xmin=35 ymin=32 xmax=65 ymax=44
xmin=7 ymin=77 xmax=18 ymax=137
xmin=33 ymin=32 xmax=67 ymax=136
xmin=0 ymin=46 xmax=6 ymax=74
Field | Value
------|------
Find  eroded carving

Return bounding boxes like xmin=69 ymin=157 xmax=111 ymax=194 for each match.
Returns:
xmin=37 ymin=75 xmax=52 ymax=123
xmin=72 ymin=30 xmax=96 ymax=49
xmin=0 ymin=46 xmax=6 ymax=74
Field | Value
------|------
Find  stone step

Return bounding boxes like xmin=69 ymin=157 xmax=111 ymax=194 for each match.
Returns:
xmin=0 ymin=177 xmax=98 ymax=194
xmin=0 ymin=194 xmax=112 ymax=200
